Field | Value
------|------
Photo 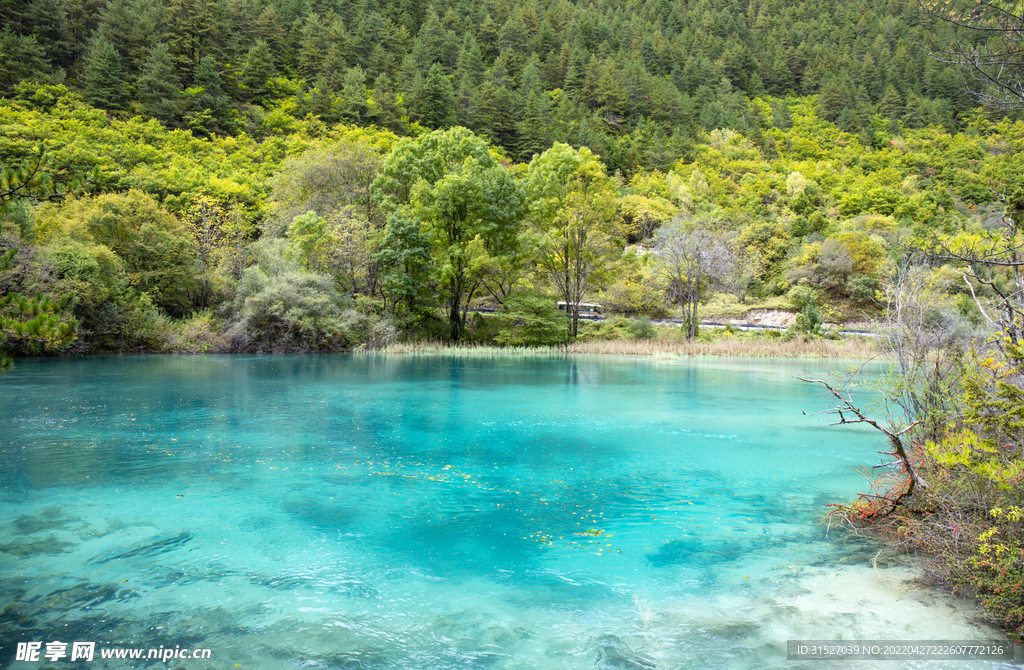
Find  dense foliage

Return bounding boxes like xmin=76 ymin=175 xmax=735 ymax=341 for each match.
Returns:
xmin=2 ymin=80 xmax=1023 ymax=357
xmin=0 ymin=0 xmax=1005 ymax=170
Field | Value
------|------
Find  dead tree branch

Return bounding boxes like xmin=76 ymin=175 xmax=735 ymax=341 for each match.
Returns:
xmin=800 ymin=377 xmax=927 ymax=515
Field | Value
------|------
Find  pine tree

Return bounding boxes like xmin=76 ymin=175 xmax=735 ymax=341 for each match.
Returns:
xmin=163 ymin=0 xmax=218 ymax=80
xmin=297 ymin=13 xmax=326 ymax=80
xmin=0 ymin=286 xmax=77 ymax=372
xmin=138 ymin=42 xmax=182 ymax=125
xmin=417 ymin=63 xmax=456 ymax=129
xmin=96 ymin=0 xmax=156 ymax=74
xmin=533 ymin=18 xmax=559 ymax=59
xmin=0 ymin=31 xmax=50 ymax=95
xmin=369 ymin=72 xmax=408 ymax=133
xmin=239 ymin=39 xmax=275 ymax=102
xmin=322 ymin=16 xmax=352 ymax=84
xmin=186 ymin=54 xmax=231 ymax=135
xmin=517 ymin=90 xmax=550 ymax=160
xmin=879 ymin=84 xmax=905 ymax=119
xmin=81 ymin=34 xmax=128 ymax=109
xmin=455 ymin=80 xmax=481 ymax=130
xmin=518 ymin=55 xmax=542 ymax=97
xmin=497 ymin=12 xmax=528 ymax=80
xmin=24 ymin=0 xmax=72 ymax=70
xmin=308 ymin=77 xmax=339 ymax=122
xmin=255 ymin=6 xmax=287 ymax=64
xmin=476 ymin=13 xmax=499 ymax=64
xmin=413 ymin=10 xmax=454 ymax=70
xmin=563 ymin=50 xmax=587 ymax=98
xmin=455 ymin=33 xmax=486 ymax=89
xmin=220 ymin=0 xmax=259 ymax=63
xmin=478 ymin=80 xmax=519 ymax=149
xmin=338 ymin=66 xmax=369 ymax=123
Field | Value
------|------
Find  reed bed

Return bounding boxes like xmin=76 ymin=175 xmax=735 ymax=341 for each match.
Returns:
xmin=374 ymin=334 xmax=881 ymax=359
xmin=568 ymin=336 xmax=880 ymax=358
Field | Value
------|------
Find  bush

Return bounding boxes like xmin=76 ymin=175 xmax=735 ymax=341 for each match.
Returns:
xmin=787 ymin=283 xmax=822 ymax=334
xmin=579 ymin=316 xmax=632 ymax=341
xmin=222 ymin=240 xmax=393 ymax=352
xmin=226 ymin=266 xmax=346 ymax=352
xmin=492 ymin=294 xmax=568 ymax=346
xmin=846 ymin=273 xmax=878 ymax=303
xmin=626 ymin=316 xmax=657 ymax=340
xmin=163 ymin=309 xmax=229 ymax=353
xmin=598 ymin=280 xmax=668 ymax=317
xmin=106 ymin=292 xmax=173 ymax=352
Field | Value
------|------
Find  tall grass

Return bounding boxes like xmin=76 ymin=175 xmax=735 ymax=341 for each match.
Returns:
xmin=375 ymin=335 xmax=880 ymax=359
xmin=370 ymin=342 xmax=570 ymax=358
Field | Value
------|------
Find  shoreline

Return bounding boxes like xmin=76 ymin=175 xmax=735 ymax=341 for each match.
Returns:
xmin=374 ymin=335 xmax=883 ymax=359
xmin=10 ymin=335 xmax=884 ymax=363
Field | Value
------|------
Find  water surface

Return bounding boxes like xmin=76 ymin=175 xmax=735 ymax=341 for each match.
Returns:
xmin=0 ymin=355 xmax=1005 ymax=668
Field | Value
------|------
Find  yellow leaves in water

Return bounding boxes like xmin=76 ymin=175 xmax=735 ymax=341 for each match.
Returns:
xmin=574 ymin=528 xmax=607 ymax=536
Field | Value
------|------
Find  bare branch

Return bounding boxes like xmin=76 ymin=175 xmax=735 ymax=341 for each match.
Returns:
xmin=800 ymin=376 xmax=927 ymax=514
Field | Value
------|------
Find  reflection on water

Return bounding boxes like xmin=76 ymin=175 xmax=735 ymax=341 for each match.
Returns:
xmin=0 ymin=355 xmax=1011 ymax=669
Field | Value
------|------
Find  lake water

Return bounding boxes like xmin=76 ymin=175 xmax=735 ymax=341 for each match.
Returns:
xmin=0 ymin=355 xmax=1011 ymax=669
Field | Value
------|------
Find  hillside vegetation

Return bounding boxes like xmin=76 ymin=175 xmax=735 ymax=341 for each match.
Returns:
xmin=2 ymin=80 xmax=1021 ymax=353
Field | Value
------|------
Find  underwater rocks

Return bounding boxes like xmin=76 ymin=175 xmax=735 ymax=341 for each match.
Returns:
xmin=595 ymin=634 xmax=657 ymax=670
xmin=12 ymin=506 xmax=82 ymax=535
xmin=0 ymin=534 xmax=75 ymax=557
xmin=86 ymin=530 xmax=194 ymax=564
xmin=0 ymin=580 xmax=137 ymax=649
xmin=645 ymin=539 xmax=744 ymax=567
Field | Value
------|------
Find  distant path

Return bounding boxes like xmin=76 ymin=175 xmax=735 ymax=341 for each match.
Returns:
xmin=468 ymin=308 xmax=876 ymax=337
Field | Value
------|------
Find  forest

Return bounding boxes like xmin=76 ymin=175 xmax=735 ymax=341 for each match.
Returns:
xmin=3 ymin=0 xmax=1024 ymax=643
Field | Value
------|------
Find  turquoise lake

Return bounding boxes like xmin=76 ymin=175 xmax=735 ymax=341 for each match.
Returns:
xmin=0 ymin=355 xmax=1009 ymax=669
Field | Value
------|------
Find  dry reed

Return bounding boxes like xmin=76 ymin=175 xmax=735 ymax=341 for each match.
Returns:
xmin=375 ymin=335 xmax=881 ymax=359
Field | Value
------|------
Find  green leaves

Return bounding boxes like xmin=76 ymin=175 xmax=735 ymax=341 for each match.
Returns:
xmin=373 ymin=127 xmax=526 ymax=341
xmin=0 ymin=249 xmax=78 ymax=370
xmin=523 ymin=143 xmax=618 ymax=337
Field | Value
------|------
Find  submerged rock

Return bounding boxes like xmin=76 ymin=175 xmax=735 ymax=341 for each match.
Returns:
xmin=645 ymin=539 xmax=742 ymax=567
xmin=0 ymin=534 xmax=75 ymax=556
xmin=12 ymin=506 xmax=79 ymax=535
xmin=87 ymin=530 xmax=193 ymax=564
xmin=595 ymin=634 xmax=656 ymax=670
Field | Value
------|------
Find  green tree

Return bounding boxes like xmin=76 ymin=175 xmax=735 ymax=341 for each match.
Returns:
xmin=0 ymin=247 xmax=77 ymax=371
xmin=35 ymin=191 xmax=198 ymax=317
xmin=238 ymin=39 xmax=276 ymax=102
xmin=368 ymin=73 xmax=409 ymax=134
xmin=137 ymin=42 xmax=182 ymax=125
xmin=337 ymin=66 xmax=370 ymax=123
xmin=0 ymin=31 xmax=50 ymax=95
xmin=416 ymin=62 xmax=457 ymax=129
xmin=455 ymin=33 xmax=486 ymax=89
xmin=184 ymin=55 xmax=232 ymax=135
xmin=163 ymin=0 xmax=218 ymax=79
xmin=81 ymin=34 xmax=128 ymax=110
xmin=523 ymin=143 xmax=618 ymax=337
xmin=270 ymin=135 xmax=388 ymax=234
xmin=375 ymin=210 xmax=431 ymax=315
xmin=373 ymin=127 xmax=525 ymax=341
